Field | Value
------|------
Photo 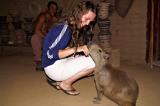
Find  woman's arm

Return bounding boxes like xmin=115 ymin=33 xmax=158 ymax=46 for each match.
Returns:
xmin=34 ymin=14 xmax=46 ymax=38
xmin=58 ymin=45 xmax=89 ymax=58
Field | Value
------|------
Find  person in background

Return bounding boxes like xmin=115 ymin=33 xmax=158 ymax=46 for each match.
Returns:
xmin=42 ymin=1 xmax=96 ymax=95
xmin=31 ymin=1 xmax=58 ymax=71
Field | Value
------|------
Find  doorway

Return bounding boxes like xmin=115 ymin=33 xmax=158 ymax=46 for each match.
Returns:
xmin=146 ymin=0 xmax=160 ymax=67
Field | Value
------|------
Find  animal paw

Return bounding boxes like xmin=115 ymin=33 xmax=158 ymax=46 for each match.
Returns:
xmin=92 ymin=97 xmax=101 ymax=104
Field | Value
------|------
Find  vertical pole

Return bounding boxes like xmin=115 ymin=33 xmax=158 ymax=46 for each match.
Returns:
xmin=149 ymin=0 xmax=154 ymax=69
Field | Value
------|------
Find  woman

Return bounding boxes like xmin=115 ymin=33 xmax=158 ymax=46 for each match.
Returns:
xmin=42 ymin=1 xmax=96 ymax=95
xmin=31 ymin=1 xmax=58 ymax=70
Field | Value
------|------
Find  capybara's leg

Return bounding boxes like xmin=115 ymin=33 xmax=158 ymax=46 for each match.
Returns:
xmin=93 ymin=90 xmax=103 ymax=104
xmin=93 ymin=78 xmax=103 ymax=104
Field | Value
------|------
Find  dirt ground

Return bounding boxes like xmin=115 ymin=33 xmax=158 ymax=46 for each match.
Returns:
xmin=0 ymin=48 xmax=160 ymax=106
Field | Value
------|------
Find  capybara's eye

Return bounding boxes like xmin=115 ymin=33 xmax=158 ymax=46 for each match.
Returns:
xmin=99 ymin=49 xmax=102 ymax=52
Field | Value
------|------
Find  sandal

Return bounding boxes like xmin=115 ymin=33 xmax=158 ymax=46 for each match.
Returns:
xmin=59 ymin=84 xmax=80 ymax=96
xmin=61 ymin=89 xmax=80 ymax=96
xmin=46 ymin=79 xmax=61 ymax=90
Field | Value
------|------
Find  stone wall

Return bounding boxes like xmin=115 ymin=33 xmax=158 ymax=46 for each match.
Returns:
xmin=111 ymin=0 xmax=147 ymax=64
xmin=0 ymin=0 xmax=47 ymax=18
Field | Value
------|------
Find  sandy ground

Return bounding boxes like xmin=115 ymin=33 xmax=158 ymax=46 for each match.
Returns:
xmin=0 ymin=48 xmax=160 ymax=106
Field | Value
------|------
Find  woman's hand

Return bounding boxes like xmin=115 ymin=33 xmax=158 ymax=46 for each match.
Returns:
xmin=77 ymin=45 xmax=89 ymax=56
xmin=58 ymin=45 xmax=89 ymax=59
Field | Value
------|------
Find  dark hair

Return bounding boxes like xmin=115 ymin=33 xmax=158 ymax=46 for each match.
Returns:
xmin=68 ymin=1 xmax=96 ymax=29
xmin=72 ymin=1 xmax=95 ymax=19
xmin=47 ymin=1 xmax=58 ymax=10
xmin=82 ymin=1 xmax=95 ymax=12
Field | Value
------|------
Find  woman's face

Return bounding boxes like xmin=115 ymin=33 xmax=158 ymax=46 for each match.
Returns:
xmin=48 ymin=4 xmax=57 ymax=16
xmin=79 ymin=10 xmax=96 ymax=28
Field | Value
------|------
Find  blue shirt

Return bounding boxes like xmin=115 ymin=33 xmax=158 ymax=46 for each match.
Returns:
xmin=42 ymin=22 xmax=72 ymax=68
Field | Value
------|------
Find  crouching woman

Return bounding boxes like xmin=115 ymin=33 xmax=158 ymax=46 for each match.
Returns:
xmin=42 ymin=1 xmax=96 ymax=95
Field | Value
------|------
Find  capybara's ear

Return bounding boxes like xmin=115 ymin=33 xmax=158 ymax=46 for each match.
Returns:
xmin=104 ymin=52 xmax=110 ymax=60
xmin=87 ymin=41 xmax=94 ymax=49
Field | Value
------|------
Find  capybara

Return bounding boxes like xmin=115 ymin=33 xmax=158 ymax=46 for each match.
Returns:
xmin=88 ymin=43 xmax=139 ymax=106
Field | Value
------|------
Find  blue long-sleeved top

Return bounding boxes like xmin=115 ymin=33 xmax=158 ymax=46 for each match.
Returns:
xmin=42 ymin=22 xmax=72 ymax=68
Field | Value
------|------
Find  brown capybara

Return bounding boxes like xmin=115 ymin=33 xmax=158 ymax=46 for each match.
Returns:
xmin=88 ymin=43 xmax=139 ymax=106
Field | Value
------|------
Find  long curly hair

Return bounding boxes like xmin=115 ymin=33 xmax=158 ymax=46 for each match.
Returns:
xmin=66 ymin=1 xmax=96 ymax=49
xmin=56 ymin=1 xmax=96 ymax=49
xmin=67 ymin=1 xmax=96 ymax=30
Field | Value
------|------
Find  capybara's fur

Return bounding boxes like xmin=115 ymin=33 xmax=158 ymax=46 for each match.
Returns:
xmin=88 ymin=43 xmax=139 ymax=106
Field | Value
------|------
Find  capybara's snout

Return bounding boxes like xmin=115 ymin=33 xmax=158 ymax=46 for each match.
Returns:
xmin=88 ymin=43 xmax=109 ymax=65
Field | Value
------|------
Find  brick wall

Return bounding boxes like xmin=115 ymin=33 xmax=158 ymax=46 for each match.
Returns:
xmin=111 ymin=0 xmax=147 ymax=64
xmin=0 ymin=0 xmax=46 ymax=17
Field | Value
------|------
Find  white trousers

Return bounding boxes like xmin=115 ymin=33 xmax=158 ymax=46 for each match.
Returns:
xmin=44 ymin=55 xmax=95 ymax=81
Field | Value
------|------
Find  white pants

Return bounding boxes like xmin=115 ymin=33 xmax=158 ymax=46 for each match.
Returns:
xmin=44 ymin=55 xmax=95 ymax=81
